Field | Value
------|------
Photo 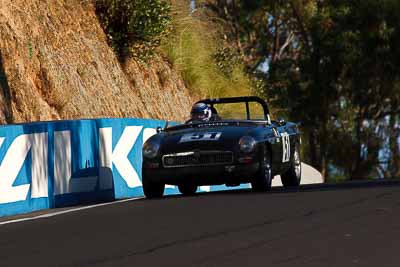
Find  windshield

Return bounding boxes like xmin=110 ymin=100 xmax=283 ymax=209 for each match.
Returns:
xmin=213 ymin=101 xmax=266 ymax=121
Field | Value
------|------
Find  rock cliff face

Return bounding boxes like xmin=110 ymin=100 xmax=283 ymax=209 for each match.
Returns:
xmin=0 ymin=0 xmax=194 ymax=124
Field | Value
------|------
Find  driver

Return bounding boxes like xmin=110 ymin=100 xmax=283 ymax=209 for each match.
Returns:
xmin=187 ymin=102 xmax=212 ymax=123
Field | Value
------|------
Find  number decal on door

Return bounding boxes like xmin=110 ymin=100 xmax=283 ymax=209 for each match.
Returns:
xmin=281 ymin=132 xmax=290 ymax=162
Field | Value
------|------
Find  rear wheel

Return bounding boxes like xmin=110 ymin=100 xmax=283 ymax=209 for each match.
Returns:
xmin=178 ymin=183 xmax=198 ymax=196
xmin=281 ymin=144 xmax=301 ymax=187
xmin=251 ymin=148 xmax=272 ymax=192
xmin=142 ymin=174 xmax=165 ymax=198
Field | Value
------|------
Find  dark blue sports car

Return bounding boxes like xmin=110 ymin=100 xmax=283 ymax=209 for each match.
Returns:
xmin=142 ymin=96 xmax=301 ymax=198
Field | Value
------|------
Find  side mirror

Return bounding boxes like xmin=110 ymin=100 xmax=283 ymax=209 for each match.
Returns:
xmin=157 ymin=121 xmax=170 ymax=133
xmin=277 ymin=117 xmax=286 ymax=126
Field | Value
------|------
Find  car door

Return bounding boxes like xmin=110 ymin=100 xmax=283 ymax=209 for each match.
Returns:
xmin=268 ymin=122 xmax=285 ymax=174
xmin=277 ymin=124 xmax=292 ymax=171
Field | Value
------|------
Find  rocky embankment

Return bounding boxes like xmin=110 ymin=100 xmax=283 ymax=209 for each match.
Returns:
xmin=0 ymin=0 xmax=194 ymax=124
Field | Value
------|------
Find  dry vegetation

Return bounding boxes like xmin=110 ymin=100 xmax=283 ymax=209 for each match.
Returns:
xmin=0 ymin=0 xmax=194 ymax=124
xmin=162 ymin=0 xmax=254 ymax=99
xmin=0 ymin=0 xmax=257 ymax=125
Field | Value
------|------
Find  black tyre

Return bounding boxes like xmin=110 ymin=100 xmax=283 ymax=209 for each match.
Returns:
xmin=142 ymin=175 xmax=165 ymax=198
xmin=178 ymin=183 xmax=198 ymax=196
xmin=251 ymin=147 xmax=272 ymax=192
xmin=281 ymin=144 xmax=301 ymax=187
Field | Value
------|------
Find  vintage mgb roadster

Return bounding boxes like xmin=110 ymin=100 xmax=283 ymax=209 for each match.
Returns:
xmin=142 ymin=96 xmax=301 ymax=198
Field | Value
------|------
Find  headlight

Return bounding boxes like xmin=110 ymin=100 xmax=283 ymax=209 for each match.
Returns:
xmin=239 ymin=136 xmax=256 ymax=154
xmin=143 ymin=141 xmax=160 ymax=159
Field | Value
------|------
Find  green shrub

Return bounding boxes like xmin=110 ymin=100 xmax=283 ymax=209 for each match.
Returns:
xmin=161 ymin=4 xmax=254 ymax=99
xmin=95 ymin=0 xmax=171 ymax=61
xmin=213 ymin=46 xmax=241 ymax=78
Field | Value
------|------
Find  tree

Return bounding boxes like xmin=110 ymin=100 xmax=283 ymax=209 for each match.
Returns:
xmin=205 ymin=0 xmax=400 ymax=180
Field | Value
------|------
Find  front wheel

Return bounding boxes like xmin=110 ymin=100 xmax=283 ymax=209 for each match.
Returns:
xmin=251 ymin=148 xmax=272 ymax=192
xmin=178 ymin=183 xmax=198 ymax=196
xmin=142 ymin=175 xmax=165 ymax=198
xmin=281 ymin=144 xmax=301 ymax=187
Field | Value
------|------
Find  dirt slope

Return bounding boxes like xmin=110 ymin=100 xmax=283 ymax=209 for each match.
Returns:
xmin=0 ymin=0 xmax=194 ymax=124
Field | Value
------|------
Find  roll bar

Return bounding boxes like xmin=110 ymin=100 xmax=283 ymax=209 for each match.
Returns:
xmin=195 ymin=96 xmax=271 ymax=122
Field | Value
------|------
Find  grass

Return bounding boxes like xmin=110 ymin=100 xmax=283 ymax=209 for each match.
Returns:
xmin=161 ymin=1 xmax=254 ymax=99
xmin=28 ymin=41 xmax=34 ymax=59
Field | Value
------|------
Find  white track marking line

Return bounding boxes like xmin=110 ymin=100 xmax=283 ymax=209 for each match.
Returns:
xmin=0 ymin=197 xmax=144 ymax=226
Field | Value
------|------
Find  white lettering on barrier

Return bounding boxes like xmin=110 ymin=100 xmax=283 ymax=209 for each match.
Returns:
xmin=0 ymin=133 xmax=48 ymax=204
xmin=30 ymin=133 xmax=49 ymax=199
xmin=200 ymin=186 xmax=210 ymax=192
xmin=143 ymin=128 xmax=157 ymax=144
xmin=99 ymin=128 xmax=113 ymax=190
xmin=0 ymin=125 xmax=160 ymax=205
xmin=100 ymin=126 xmax=143 ymax=188
xmin=142 ymin=128 xmax=174 ymax=189
xmin=54 ymin=131 xmax=98 ymax=195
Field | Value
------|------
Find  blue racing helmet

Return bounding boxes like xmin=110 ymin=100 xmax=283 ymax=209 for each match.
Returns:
xmin=190 ymin=102 xmax=212 ymax=122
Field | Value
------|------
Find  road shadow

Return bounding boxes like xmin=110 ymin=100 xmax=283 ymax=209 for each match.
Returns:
xmin=0 ymin=49 xmax=14 ymax=124
xmin=152 ymin=178 xmax=400 ymax=200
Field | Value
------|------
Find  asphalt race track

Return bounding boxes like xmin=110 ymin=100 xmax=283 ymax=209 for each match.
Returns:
xmin=1 ymin=181 xmax=400 ymax=267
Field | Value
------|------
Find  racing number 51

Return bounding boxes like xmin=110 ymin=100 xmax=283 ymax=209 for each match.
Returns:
xmin=281 ymin=132 xmax=290 ymax=163
xmin=180 ymin=132 xmax=222 ymax=143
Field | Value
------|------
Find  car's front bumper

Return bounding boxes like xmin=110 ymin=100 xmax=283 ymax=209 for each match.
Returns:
xmin=143 ymin=162 xmax=260 ymax=186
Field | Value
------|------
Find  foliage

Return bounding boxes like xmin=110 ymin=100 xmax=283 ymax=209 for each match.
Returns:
xmin=95 ymin=0 xmax=171 ymax=61
xmin=161 ymin=2 xmax=255 ymax=99
xmin=205 ymin=0 xmax=400 ymax=180
xmin=213 ymin=47 xmax=241 ymax=78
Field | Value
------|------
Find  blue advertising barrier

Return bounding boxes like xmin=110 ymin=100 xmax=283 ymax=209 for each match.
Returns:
xmin=0 ymin=118 xmax=249 ymax=217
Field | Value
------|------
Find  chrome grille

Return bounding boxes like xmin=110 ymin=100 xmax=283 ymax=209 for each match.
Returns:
xmin=162 ymin=151 xmax=233 ymax=168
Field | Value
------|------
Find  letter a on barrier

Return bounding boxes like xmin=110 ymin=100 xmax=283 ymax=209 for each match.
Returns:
xmin=54 ymin=131 xmax=98 ymax=195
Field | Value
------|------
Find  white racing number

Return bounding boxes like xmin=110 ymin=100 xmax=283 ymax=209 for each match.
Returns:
xmin=281 ymin=132 xmax=290 ymax=162
xmin=179 ymin=132 xmax=222 ymax=143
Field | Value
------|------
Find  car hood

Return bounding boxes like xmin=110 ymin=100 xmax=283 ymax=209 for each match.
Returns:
xmin=160 ymin=121 xmax=263 ymax=154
